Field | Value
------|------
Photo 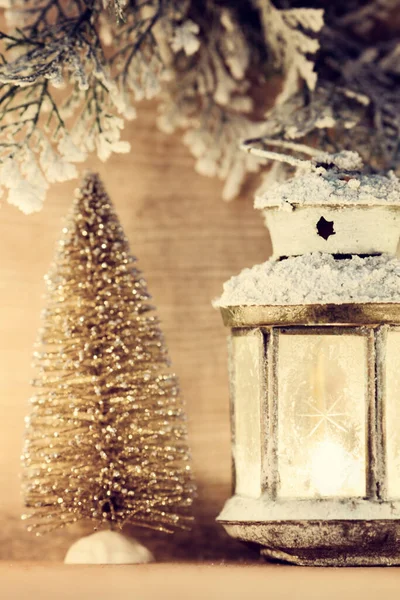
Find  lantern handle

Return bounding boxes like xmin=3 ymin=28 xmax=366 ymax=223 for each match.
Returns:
xmin=241 ymin=137 xmax=325 ymax=169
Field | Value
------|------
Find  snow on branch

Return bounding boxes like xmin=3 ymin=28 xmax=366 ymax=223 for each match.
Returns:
xmin=0 ymin=0 xmax=182 ymax=212
xmin=0 ymin=0 xmax=399 ymax=213
xmin=254 ymin=0 xmax=323 ymax=103
xmin=256 ymin=0 xmax=400 ymax=191
xmin=0 ymin=0 xmax=327 ymax=212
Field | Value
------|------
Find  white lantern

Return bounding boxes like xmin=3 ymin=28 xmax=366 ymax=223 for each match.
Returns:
xmin=215 ymin=150 xmax=400 ymax=565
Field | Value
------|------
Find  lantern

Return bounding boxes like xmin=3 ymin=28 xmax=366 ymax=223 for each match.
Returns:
xmin=214 ymin=150 xmax=400 ymax=566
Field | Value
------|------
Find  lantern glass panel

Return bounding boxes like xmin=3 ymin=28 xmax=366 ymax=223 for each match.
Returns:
xmin=276 ymin=332 xmax=368 ymax=498
xmin=384 ymin=330 xmax=400 ymax=498
xmin=232 ymin=331 xmax=263 ymax=498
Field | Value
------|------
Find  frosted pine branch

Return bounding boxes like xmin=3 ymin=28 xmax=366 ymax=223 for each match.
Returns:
xmin=0 ymin=0 xmax=330 ymax=212
xmin=0 ymin=0 xmax=181 ymax=212
xmin=0 ymin=0 xmax=398 ymax=213
xmin=257 ymin=1 xmax=400 ymax=181
xmin=254 ymin=0 xmax=323 ymax=103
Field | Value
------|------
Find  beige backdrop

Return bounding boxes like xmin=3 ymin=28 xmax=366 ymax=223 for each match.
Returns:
xmin=0 ymin=101 xmax=271 ymax=561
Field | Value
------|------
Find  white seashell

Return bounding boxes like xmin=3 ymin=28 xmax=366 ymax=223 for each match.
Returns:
xmin=64 ymin=530 xmax=154 ymax=565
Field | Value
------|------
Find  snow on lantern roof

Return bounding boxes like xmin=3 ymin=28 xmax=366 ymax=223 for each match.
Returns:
xmin=253 ymin=151 xmax=400 ymax=211
xmin=214 ymin=253 xmax=400 ymax=307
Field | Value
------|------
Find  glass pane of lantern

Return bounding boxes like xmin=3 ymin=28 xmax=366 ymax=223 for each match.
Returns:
xmin=277 ymin=332 xmax=367 ymax=498
xmin=231 ymin=331 xmax=263 ymax=498
xmin=385 ymin=330 xmax=400 ymax=498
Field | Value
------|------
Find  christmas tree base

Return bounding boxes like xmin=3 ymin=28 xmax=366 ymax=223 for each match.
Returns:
xmin=64 ymin=530 xmax=154 ymax=565
xmin=219 ymin=519 xmax=400 ymax=567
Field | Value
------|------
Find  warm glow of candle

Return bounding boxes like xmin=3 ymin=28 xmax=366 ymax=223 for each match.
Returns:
xmin=310 ymin=439 xmax=349 ymax=496
xmin=307 ymin=351 xmax=350 ymax=496
xmin=277 ymin=334 xmax=367 ymax=498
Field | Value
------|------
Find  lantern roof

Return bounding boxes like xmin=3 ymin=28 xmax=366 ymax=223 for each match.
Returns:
xmin=254 ymin=152 xmax=400 ymax=211
xmin=214 ymin=253 xmax=400 ymax=307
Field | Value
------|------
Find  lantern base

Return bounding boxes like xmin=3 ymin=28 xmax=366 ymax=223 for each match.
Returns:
xmin=219 ymin=519 xmax=400 ymax=567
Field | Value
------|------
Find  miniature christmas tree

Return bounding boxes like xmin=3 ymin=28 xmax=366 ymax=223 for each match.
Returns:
xmin=21 ymin=173 xmax=194 ymax=558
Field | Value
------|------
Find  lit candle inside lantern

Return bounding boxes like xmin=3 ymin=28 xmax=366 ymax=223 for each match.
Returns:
xmin=277 ymin=334 xmax=366 ymax=498
xmin=307 ymin=346 xmax=349 ymax=497
xmin=310 ymin=439 xmax=350 ymax=497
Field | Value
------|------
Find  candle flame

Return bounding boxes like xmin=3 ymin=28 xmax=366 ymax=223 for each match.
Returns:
xmin=310 ymin=439 xmax=350 ymax=496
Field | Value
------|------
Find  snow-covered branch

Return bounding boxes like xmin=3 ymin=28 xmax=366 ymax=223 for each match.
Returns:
xmin=0 ymin=0 xmax=398 ymax=213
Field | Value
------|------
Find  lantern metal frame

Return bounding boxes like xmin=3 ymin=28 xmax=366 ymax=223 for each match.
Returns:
xmin=217 ymin=304 xmax=400 ymax=566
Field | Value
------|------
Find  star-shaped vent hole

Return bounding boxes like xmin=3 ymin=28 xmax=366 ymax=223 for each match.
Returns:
xmin=316 ymin=216 xmax=336 ymax=240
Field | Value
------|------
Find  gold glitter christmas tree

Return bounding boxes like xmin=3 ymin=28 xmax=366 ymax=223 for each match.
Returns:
xmin=21 ymin=173 xmax=195 ymax=535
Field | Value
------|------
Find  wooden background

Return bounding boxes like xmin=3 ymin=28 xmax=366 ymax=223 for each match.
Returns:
xmin=0 ymin=101 xmax=271 ymax=561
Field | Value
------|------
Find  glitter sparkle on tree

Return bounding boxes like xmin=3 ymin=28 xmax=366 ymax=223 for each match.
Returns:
xmin=21 ymin=173 xmax=195 ymax=535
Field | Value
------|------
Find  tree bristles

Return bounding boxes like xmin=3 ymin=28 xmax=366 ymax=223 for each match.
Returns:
xmin=21 ymin=173 xmax=195 ymax=534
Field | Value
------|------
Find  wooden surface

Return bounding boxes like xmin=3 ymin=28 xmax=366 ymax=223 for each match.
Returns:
xmin=0 ymin=563 xmax=400 ymax=600
xmin=0 ymin=100 xmax=270 ymax=561
xmin=2 ymin=563 xmax=400 ymax=600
